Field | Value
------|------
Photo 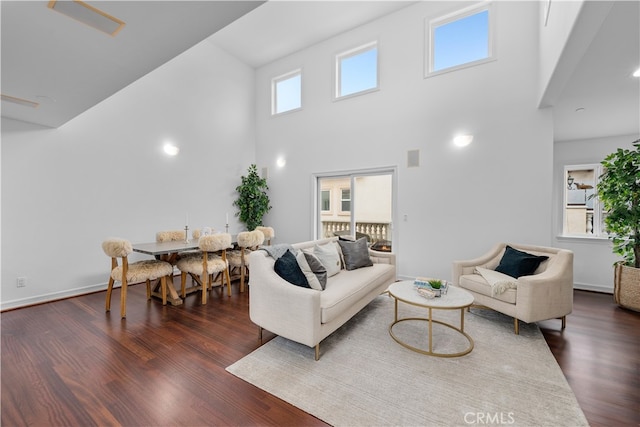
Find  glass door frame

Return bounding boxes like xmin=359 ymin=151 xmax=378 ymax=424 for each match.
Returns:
xmin=312 ymin=166 xmax=397 ymax=251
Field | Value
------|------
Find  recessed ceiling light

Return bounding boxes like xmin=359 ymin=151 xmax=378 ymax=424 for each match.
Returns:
xmin=48 ymin=0 xmax=125 ymax=36
xmin=633 ymin=67 xmax=640 ymax=78
xmin=1 ymin=94 xmax=40 ymax=108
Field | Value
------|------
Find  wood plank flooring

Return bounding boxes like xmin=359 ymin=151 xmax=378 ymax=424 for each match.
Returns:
xmin=2 ymin=280 xmax=639 ymax=426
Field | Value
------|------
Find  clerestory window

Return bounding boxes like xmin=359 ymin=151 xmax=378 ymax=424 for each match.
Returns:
xmin=426 ymin=3 xmax=495 ymax=77
xmin=272 ymin=69 xmax=302 ymax=115
xmin=335 ymin=41 xmax=378 ymax=99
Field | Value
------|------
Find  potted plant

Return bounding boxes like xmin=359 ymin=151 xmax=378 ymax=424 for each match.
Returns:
xmin=595 ymin=139 xmax=640 ymax=311
xmin=233 ymin=164 xmax=272 ymax=231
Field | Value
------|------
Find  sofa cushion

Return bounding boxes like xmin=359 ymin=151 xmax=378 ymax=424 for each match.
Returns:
xmin=320 ymin=263 xmax=395 ymax=323
xmin=337 ymin=237 xmax=374 ymax=271
xmin=458 ymin=274 xmax=517 ymax=304
xmin=314 ymin=242 xmax=342 ymax=277
xmin=296 ymin=250 xmax=326 ymax=291
xmin=495 ymin=245 xmax=549 ymax=278
xmin=274 ymin=250 xmax=310 ymax=288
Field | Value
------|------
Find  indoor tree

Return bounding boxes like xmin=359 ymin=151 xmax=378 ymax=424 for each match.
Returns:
xmin=233 ymin=164 xmax=271 ymax=231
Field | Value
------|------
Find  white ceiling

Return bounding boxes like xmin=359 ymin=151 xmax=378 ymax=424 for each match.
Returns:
xmin=1 ymin=0 xmax=638 ymax=141
xmin=0 ymin=0 xmax=265 ymax=128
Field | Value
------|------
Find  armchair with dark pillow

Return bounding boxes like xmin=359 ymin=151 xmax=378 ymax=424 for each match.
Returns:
xmin=452 ymin=243 xmax=574 ymax=334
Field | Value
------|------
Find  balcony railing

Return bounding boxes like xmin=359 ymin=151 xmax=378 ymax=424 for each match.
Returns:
xmin=322 ymin=221 xmax=390 ymax=242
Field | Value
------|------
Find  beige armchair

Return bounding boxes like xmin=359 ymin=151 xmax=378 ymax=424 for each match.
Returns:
xmin=452 ymin=243 xmax=574 ymax=334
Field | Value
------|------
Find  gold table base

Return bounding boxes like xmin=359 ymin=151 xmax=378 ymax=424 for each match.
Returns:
xmin=389 ymin=303 xmax=474 ymax=358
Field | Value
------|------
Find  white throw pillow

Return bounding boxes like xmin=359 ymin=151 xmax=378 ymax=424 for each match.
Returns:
xmin=314 ymin=243 xmax=341 ymax=277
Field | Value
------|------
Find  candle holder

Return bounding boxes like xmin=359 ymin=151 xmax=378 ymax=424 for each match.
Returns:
xmin=184 ymin=225 xmax=189 ymax=243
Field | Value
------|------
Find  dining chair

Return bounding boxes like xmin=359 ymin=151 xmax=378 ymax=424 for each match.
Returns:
xmin=156 ymin=230 xmax=187 ymax=243
xmin=102 ymin=238 xmax=174 ymax=318
xmin=192 ymin=227 xmax=215 ymax=239
xmin=256 ymin=226 xmax=275 ymax=245
xmin=176 ymin=233 xmax=233 ymax=304
xmin=228 ymin=229 xmax=265 ymax=293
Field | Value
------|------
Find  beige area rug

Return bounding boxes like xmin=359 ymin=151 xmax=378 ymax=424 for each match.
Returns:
xmin=226 ymin=295 xmax=588 ymax=427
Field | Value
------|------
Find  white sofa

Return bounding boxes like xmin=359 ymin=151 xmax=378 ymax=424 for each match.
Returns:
xmin=249 ymin=236 xmax=396 ymax=360
xmin=452 ymin=243 xmax=574 ymax=334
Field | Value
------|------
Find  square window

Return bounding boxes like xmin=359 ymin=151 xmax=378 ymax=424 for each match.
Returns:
xmin=336 ymin=42 xmax=378 ymax=99
xmin=272 ymin=69 xmax=301 ymax=115
xmin=426 ymin=4 xmax=494 ymax=77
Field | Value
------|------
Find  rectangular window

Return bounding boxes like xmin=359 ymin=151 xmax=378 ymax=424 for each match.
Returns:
xmin=272 ymin=69 xmax=301 ymax=115
xmin=426 ymin=3 xmax=494 ymax=77
xmin=340 ymin=188 xmax=351 ymax=212
xmin=321 ymin=190 xmax=331 ymax=212
xmin=335 ymin=41 xmax=378 ymax=99
xmin=563 ymin=164 xmax=606 ymax=237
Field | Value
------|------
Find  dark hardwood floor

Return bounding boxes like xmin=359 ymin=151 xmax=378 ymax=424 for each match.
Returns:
xmin=2 ymin=280 xmax=638 ymax=426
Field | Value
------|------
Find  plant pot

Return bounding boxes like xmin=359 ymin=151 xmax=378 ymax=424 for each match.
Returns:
xmin=614 ymin=263 xmax=640 ymax=312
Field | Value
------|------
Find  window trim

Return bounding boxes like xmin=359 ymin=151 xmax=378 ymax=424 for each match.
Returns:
xmin=271 ymin=68 xmax=302 ymax=116
xmin=561 ymin=163 xmax=607 ymax=238
xmin=424 ymin=2 xmax=496 ymax=78
xmin=334 ymin=41 xmax=379 ymax=101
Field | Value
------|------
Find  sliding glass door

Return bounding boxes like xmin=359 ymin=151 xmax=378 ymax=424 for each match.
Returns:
xmin=316 ymin=168 xmax=394 ymax=252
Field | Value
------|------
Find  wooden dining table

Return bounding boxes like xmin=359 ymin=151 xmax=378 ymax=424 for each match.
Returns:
xmin=132 ymin=236 xmax=237 ymax=306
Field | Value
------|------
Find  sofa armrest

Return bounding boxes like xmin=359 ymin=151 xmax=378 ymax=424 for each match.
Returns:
xmin=452 ymin=243 xmax=505 ymax=285
xmin=369 ymin=249 xmax=396 ymax=265
xmin=248 ymin=250 xmax=322 ymax=347
xmin=515 ymin=250 xmax=574 ymax=321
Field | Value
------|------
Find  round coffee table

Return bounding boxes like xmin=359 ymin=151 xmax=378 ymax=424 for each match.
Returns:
xmin=388 ymin=280 xmax=474 ymax=357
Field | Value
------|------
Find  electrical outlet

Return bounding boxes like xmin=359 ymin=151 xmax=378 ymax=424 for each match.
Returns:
xmin=17 ymin=277 xmax=27 ymax=287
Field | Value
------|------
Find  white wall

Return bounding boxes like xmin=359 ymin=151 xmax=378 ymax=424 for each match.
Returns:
xmin=1 ymin=40 xmax=256 ymax=309
xmin=553 ymin=133 xmax=638 ymax=293
xmin=255 ymin=1 xmax=554 ymax=282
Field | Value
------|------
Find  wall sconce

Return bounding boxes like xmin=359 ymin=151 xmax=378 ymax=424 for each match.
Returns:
xmin=163 ymin=143 xmax=179 ymax=156
xmin=453 ymin=134 xmax=473 ymax=147
xmin=276 ymin=156 xmax=286 ymax=168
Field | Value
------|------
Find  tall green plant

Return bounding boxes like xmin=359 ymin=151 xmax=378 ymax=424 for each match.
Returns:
xmin=233 ymin=164 xmax=271 ymax=231
xmin=595 ymin=139 xmax=640 ymax=268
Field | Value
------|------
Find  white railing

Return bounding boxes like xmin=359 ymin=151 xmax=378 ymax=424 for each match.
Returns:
xmin=322 ymin=221 xmax=390 ymax=242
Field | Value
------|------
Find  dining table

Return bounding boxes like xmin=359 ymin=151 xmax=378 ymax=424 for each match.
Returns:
xmin=133 ymin=235 xmax=238 ymax=306
xmin=132 ymin=239 xmax=200 ymax=305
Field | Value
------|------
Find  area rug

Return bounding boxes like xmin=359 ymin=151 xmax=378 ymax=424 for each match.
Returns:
xmin=226 ymin=295 xmax=588 ymax=427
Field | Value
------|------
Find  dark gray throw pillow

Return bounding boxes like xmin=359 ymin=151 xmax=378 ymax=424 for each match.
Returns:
xmin=495 ymin=245 xmax=548 ymax=278
xmin=274 ymin=250 xmax=310 ymax=288
xmin=337 ymin=237 xmax=373 ymax=271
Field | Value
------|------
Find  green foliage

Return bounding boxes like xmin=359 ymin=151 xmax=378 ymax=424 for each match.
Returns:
xmin=428 ymin=279 xmax=442 ymax=289
xmin=233 ymin=164 xmax=271 ymax=231
xmin=595 ymin=140 xmax=640 ymax=268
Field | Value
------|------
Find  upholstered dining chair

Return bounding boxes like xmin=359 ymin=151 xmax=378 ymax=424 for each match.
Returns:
xmin=176 ymin=233 xmax=233 ymax=304
xmin=228 ymin=229 xmax=265 ymax=293
xmin=155 ymin=230 xmax=187 ymax=242
xmin=255 ymin=226 xmax=275 ymax=245
xmin=102 ymin=238 xmax=174 ymax=319
xmin=191 ymin=227 xmax=215 ymax=239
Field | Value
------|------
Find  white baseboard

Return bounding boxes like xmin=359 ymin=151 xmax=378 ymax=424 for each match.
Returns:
xmin=573 ymin=282 xmax=613 ymax=294
xmin=1 ymin=282 xmax=108 ymax=312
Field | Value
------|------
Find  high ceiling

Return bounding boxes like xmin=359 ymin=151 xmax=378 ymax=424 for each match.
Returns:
xmin=1 ymin=1 xmax=638 ymax=141
xmin=0 ymin=1 xmax=265 ymax=128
